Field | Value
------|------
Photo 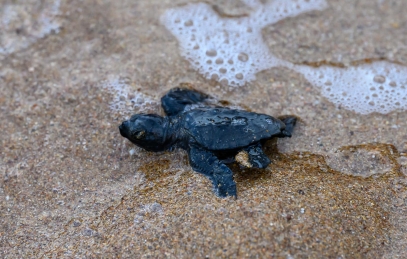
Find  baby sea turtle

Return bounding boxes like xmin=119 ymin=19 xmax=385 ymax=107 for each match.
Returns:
xmin=119 ymin=87 xmax=296 ymax=197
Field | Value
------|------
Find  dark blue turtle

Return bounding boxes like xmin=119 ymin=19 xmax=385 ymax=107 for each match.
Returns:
xmin=119 ymin=87 xmax=296 ymax=198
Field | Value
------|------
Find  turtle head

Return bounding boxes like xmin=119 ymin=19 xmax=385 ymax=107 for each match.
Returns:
xmin=119 ymin=114 xmax=168 ymax=152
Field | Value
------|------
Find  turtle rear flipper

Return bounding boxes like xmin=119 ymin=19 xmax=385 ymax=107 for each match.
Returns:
xmin=161 ymin=87 xmax=209 ymax=116
xmin=277 ymin=116 xmax=297 ymax=138
xmin=240 ymin=143 xmax=271 ymax=169
xmin=188 ymin=145 xmax=237 ymax=198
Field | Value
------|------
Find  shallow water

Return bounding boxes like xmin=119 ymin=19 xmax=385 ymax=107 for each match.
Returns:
xmin=1 ymin=0 xmax=407 ymax=257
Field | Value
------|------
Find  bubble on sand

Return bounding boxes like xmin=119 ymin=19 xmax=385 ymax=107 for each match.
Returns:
xmin=294 ymin=61 xmax=407 ymax=114
xmin=102 ymin=78 xmax=158 ymax=115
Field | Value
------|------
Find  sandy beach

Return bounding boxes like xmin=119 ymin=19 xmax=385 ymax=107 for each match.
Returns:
xmin=1 ymin=0 xmax=407 ymax=257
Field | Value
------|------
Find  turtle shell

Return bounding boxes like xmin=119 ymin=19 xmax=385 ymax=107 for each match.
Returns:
xmin=183 ymin=107 xmax=285 ymax=150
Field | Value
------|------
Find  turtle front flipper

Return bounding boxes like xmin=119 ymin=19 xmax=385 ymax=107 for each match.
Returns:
xmin=237 ymin=143 xmax=271 ymax=169
xmin=161 ymin=87 xmax=209 ymax=116
xmin=188 ymin=145 xmax=237 ymax=198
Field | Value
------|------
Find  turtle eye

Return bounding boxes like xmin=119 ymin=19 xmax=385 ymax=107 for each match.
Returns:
xmin=135 ymin=130 xmax=146 ymax=139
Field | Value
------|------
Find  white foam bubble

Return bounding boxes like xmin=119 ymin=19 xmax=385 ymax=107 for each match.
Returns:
xmin=0 ymin=0 xmax=61 ymax=54
xmin=294 ymin=61 xmax=407 ymax=114
xmin=102 ymin=78 xmax=158 ymax=115
xmin=161 ymin=0 xmax=327 ymax=87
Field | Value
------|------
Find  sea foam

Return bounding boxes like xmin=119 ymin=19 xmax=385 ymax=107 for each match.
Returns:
xmin=161 ymin=0 xmax=407 ymax=114
xmin=0 ymin=0 xmax=61 ymax=54
xmin=161 ymin=0 xmax=327 ymax=87
xmin=293 ymin=62 xmax=407 ymax=114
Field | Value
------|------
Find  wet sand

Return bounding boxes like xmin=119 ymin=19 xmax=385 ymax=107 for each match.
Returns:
xmin=1 ymin=0 xmax=407 ymax=258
